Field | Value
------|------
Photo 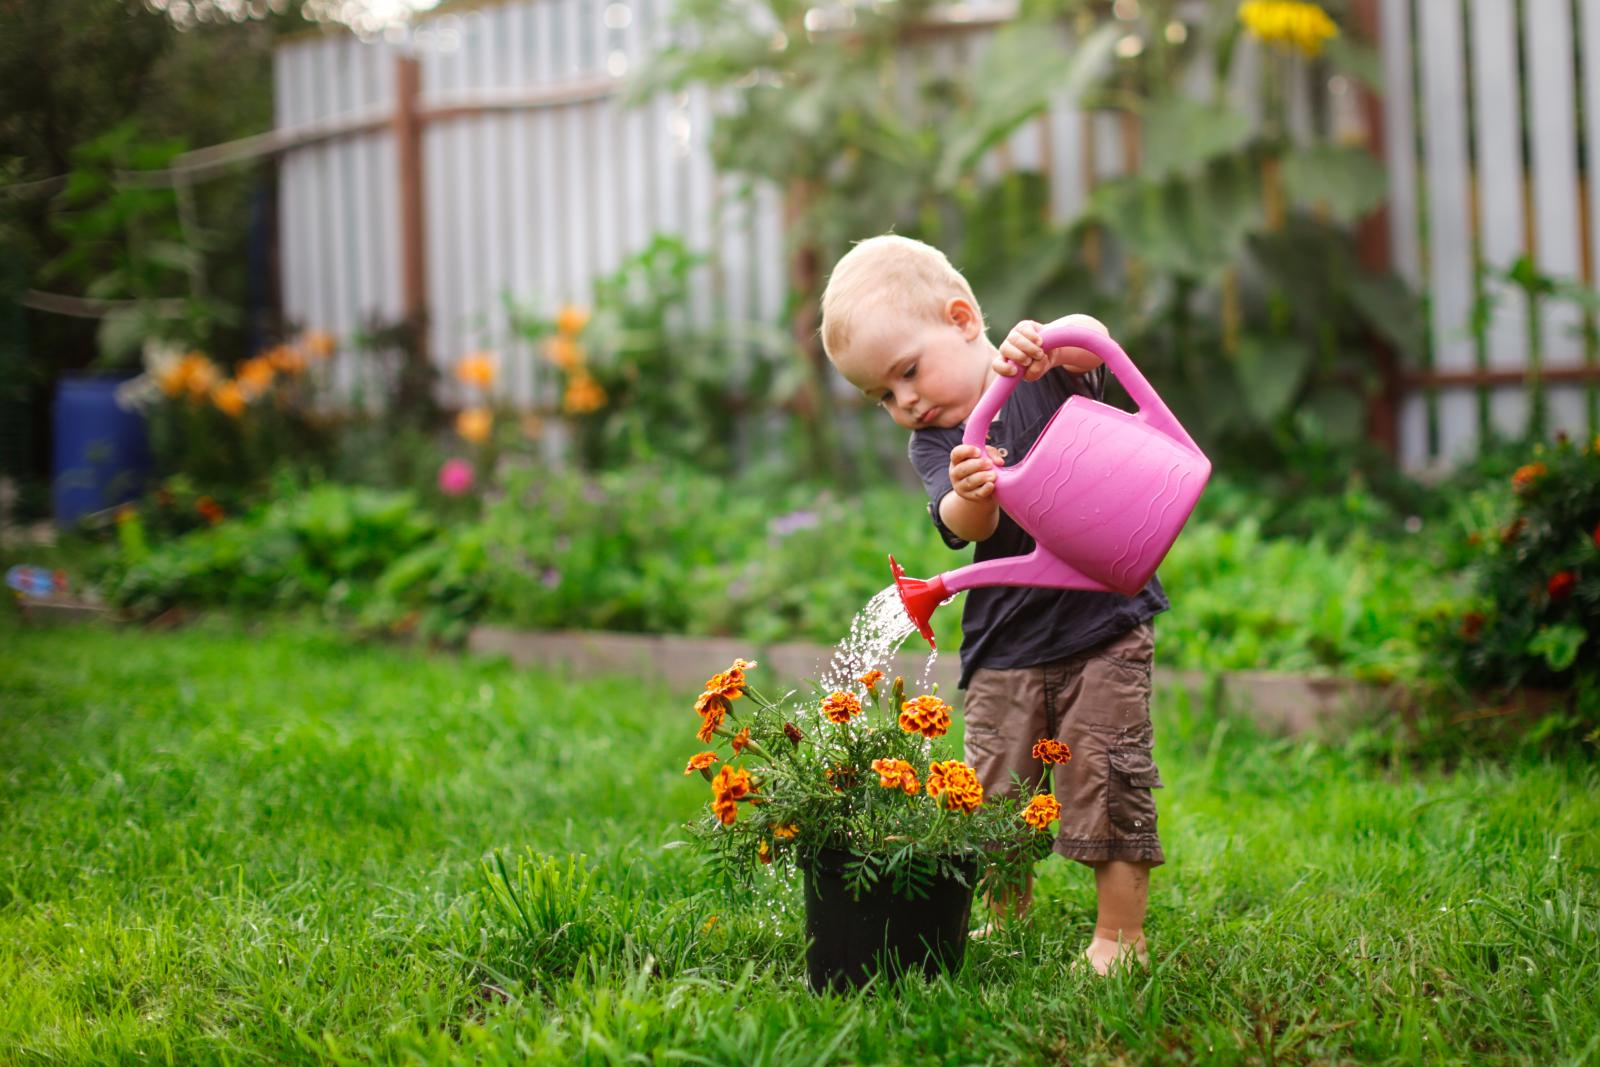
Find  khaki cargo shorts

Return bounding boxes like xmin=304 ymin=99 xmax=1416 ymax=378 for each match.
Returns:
xmin=962 ymin=623 xmax=1164 ymax=867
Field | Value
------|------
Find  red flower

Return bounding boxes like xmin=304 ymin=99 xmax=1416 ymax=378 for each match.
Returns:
xmin=1592 ymin=522 xmax=1600 ymax=550
xmin=1548 ymin=571 xmax=1576 ymax=601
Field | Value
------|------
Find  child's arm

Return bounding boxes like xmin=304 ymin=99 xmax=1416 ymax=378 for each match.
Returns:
xmin=940 ymin=443 xmax=1004 ymax=542
xmin=994 ymin=313 xmax=1110 ymax=381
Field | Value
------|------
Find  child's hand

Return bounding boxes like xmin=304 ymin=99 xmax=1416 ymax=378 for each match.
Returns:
xmin=995 ymin=314 xmax=1110 ymax=380
xmin=948 ymin=443 xmax=1006 ymax=502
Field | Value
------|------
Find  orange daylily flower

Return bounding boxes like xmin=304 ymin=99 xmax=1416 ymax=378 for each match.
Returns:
xmin=898 ymin=694 xmax=952 ymax=738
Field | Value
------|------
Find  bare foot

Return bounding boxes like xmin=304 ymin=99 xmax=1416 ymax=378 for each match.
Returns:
xmin=1081 ymin=935 xmax=1149 ymax=975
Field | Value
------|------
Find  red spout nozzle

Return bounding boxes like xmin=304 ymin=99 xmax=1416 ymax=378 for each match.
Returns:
xmin=889 ymin=554 xmax=947 ymax=650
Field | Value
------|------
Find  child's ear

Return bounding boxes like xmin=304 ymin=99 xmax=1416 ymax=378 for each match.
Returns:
xmin=944 ymin=297 xmax=984 ymax=341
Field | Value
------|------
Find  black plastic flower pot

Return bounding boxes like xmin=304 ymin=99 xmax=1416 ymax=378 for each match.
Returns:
xmin=801 ymin=847 xmax=977 ymax=993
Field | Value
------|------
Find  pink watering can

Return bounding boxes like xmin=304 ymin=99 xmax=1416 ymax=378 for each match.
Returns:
xmin=890 ymin=323 xmax=1211 ymax=648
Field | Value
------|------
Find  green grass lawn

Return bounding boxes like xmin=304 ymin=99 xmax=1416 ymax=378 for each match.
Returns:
xmin=2 ymin=613 xmax=1596 ymax=1065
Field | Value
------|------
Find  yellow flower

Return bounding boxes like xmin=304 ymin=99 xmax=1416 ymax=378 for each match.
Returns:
xmin=1022 ymin=793 xmax=1062 ymax=832
xmin=772 ymin=823 xmax=799 ymax=840
xmin=455 ymin=351 xmax=498 ymax=390
xmin=870 ymin=757 xmax=920 ymax=795
xmin=1031 ymin=738 xmax=1073 ymax=765
xmin=898 ymin=694 xmax=952 ymax=739
xmin=820 ymin=690 xmax=863 ymax=724
xmin=1238 ymin=1 xmax=1338 ymax=58
xmin=925 ymin=760 xmax=983 ymax=814
xmin=758 ymin=839 xmax=772 ymax=864
xmin=556 ymin=304 xmax=590 ymax=337
xmin=563 ymin=372 xmax=606 ymax=414
xmin=301 ymin=330 xmax=336 ymax=360
xmin=685 ymin=751 xmax=719 ymax=775
xmin=456 ymin=407 xmax=493 ymax=444
xmin=212 ymin=380 xmax=246 ymax=418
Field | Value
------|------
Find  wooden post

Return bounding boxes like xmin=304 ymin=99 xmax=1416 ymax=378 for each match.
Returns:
xmin=1351 ymin=0 xmax=1401 ymax=457
xmin=394 ymin=54 xmax=428 ymax=358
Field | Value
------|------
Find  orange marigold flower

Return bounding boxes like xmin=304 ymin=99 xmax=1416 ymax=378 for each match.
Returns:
xmin=1031 ymin=738 xmax=1073 ymax=765
xmin=758 ymin=839 xmax=772 ymax=864
xmin=898 ymin=694 xmax=952 ymax=738
xmin=772 ymin=823 xmax=799 ymax=840
xmin=731 ymin=727 xmax=750 ymax=755
xmin=455 ymin=351 xmax=498 ymax=390
xmin=695 ymin=694 xmax=727 ymax=744
xmin=543 ymin=335 xmax=583 ymax=370
xmin=858 ymin=669 xmax=884 ymax=693
xmin=456 ymin=407 xmax=493 ymax=444
xmin=713 ymin=797 xmax=738 ymax=825
xmin=1512 ymin=462 xmax=1547 ymax=493
xmin=870 ymin=757 xmax=920 ymax=795
xmin=711 ymin=765 xmax=754 ymax=802
xmin=556 ymin=304 xmax=591 ymax=337
xmin=704 ymin=659 xmax=756 ymax=700
xmin=821 ymin=690 xmax=863 ymax=723
xmin=178 ymin=352 xmax=219 ymax=399
xmin=685 ymin=751 xmax=719 ymax=775
xmin=1022 ymin=793 xmax=1062 ymax=832
xmin=925 ymin=760 xmax=983 ymax=814
xmin=1548 ymin=570 xmax=1576 ymax=601
xmin=267 ymin=343 xmax=306 ymax=375
xmin=212 ymin=381 xmax=246 ymax=418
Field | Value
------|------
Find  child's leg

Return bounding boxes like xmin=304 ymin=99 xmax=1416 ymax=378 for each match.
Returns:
xmin=983 ymin=867 xmax=1033 ymax=921
xmin=1085 ymin=860 xmax=1151 ymax=973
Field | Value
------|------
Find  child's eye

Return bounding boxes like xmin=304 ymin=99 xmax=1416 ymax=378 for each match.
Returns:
xmin=904 ymin=363 xmax=917 ymax=380
xmin=879 ymin=391 xmax=893 ymax=405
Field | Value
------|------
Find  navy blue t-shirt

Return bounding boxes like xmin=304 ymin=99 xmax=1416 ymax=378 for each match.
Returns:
xmin=908 ymin=365 xmax=1169 ymax=689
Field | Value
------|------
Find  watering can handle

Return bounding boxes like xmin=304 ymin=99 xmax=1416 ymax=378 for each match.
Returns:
xmin=961 ymin=325 xmax=1202 ymax=454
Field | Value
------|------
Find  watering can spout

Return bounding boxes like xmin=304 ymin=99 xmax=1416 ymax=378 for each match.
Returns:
xmin=890 ymin=554 xmax=948 ymax=650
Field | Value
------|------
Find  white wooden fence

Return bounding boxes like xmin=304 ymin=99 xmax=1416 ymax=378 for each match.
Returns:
xmin=273 ymin=0 xmax=1600 ymax=467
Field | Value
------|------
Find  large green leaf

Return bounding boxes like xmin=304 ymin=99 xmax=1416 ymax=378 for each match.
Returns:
xmin=1139 ymin=95 xmax=1253 ymax=180
xmin=1282 ymin=145 xmax=1387 ymax=224
xmin=1090 ymin=154 xmax=1262 ymax=279
xmin=1234 ymin=334 xmax=1312 ymax=425
xmin=934 ymin=21 xmax=1117 ymax=188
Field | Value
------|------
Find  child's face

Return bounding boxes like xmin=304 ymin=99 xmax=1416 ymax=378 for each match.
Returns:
xmin=833 ymin=297 xmax=991 ymax=431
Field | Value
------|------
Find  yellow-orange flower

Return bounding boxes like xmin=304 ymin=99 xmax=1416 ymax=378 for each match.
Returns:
xmin=159 ymin=351 xmax=219 ymax=399
xmin=898 ymin=694 xmax=952 ymax=738
xmin=455 ymin=351 xmax=497 ymax=389
xmin=758 ymin=839 xmax=772 ymax=864
xmin=858 ymin=669 xmax=883 ymax=693
xmin=267 ymin=343 xmax=306 ymax=375
xmin=685 ymin=751 xmax=719 ymax=775
xmin=456 ymin=407 xmax=493 ymax=444
xmin=925 ymin=760 xmax=983 ymax=814
xmin=556 ymin=304 xmax=590 ymax=337
xmin=212 ymin=380 xmax=246 ymax=418
xmin=820 ymin=690 xmax=862 ymax=724
xmin=731 ymin=727 xmax=750 ymax=755
xmin=543 ymin=335 xmax=583 ymax=370
xmin=1031 ymin=738 xmax=1073 ymax=765
xmin=563 ymin=372 xmax=606 ymax=414
xmin=704 ymin=659 xmax=756 ymax=700
xmin=1022 ymin=793 xmax=1062 ymax=831
xmin=870 ymin=757 xmax=920 ymax=795
xmin=301 ymin=330 xmax=336 ymax=360
xmin=235 ymin=355 xmax=276 ymax=398
xmin=1238 ymin=1 xmax=1338 ymax=57
xmin=772 ymin=823 xmax=798 ymax=840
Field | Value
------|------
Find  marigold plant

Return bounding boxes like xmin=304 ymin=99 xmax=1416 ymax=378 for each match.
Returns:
xmin=679 ymin=658 xmax=1063 ymax=900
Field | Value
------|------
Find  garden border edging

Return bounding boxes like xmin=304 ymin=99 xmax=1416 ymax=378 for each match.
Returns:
xmin=466 ymin=624 xmax=1391 ymax=737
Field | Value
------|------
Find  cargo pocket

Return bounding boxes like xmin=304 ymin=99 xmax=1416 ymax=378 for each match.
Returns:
xmin=1107 ymin=747 xmax=1162 ymax=834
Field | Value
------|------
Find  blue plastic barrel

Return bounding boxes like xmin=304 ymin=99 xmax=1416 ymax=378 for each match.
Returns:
xmin=51 ymin=374 xmax=152 ymax=526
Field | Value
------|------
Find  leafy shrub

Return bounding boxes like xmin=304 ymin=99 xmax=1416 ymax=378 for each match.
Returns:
xmin=1428 ymin=435 xmax=1600 ymax=696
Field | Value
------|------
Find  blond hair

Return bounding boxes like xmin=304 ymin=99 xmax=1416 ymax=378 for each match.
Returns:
xmin=820 ymin=234 xmax=984 ymax=363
